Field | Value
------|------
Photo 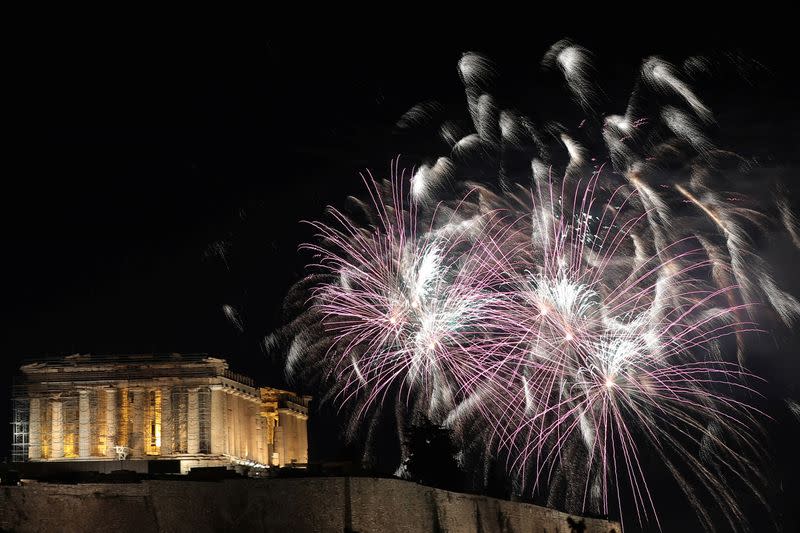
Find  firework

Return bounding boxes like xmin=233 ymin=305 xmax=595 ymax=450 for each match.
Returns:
xmin=467 ymin=176 xmax=766 ymax=531
xmin=274 ymin=42 xmax=798 ymax=531
xmin=302 ymin=168 xmax=503 ymax=420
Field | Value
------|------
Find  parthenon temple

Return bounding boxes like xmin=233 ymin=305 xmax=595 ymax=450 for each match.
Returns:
xmin=11 ymin=354 xmax=310 ymax=475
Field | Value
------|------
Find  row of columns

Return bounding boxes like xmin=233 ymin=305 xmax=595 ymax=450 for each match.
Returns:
xmin=28 ymin=388 xmax=162 ymax=460
xmin=275 ymin=409 xmax=309 ymax=466
xmin=213 ymin=386 xmax=269 ymax=464
xmin=27 ymin=385 xmax=306 ymax=466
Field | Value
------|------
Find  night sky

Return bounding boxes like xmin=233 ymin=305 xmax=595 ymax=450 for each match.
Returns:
xmin=4 ymin=18 xmax=799 ymax=531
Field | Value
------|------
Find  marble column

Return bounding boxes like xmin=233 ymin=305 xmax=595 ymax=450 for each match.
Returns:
xmin=250 ymin=405 xmax=260 ymax=462
xmin=288 ymin=412 xmax=298 ymax=464
xmin=266 ymin=417 xmax=274 ymax=465
xmin=161 ymin=386 xmax=173 ymax=455
xmin=210 ymin=386 xmax=225 ymax=455
xmin=177 ymin=390 xmax=187 ymax=453
xmin=244 ymin=401 xmax=251 ymax=458
xmin=231 ymin=395 xmax=240 ymax=457
xmin=292 ymin=413 xmax=300 ymax=462
xmin=278 ymin=410 xmax=292 ymax=465
xmin=78 ymin=390 xmax=91 ymax=457
xmin=297 ymin=413 xmax=309 ymax=464
xmin=240 ymin=399 xmax=248 ymax=458
xmin=238 ymin=398 xmax=247 ymax=458
xmin=222 ymin=393 xmax=230 ymax=455
xmin=105 ymin=389 xmax=117 ymax=458
xmin=130 ymin=389 xmax=145 ymax=458
xmin=28 ymin=398 xmax=41 ymax=460
xmin=187 ymin=387 xmax=199 ymax=454
xmin=273 ymin=417 xmax=284 ymax=466
xmin=51 ymin=400 xmax=64 ymax=459
xmin=253 ymin=414 xmax=261 ymax=463
xmin=241 ymin=399 xmax=249 ymax=458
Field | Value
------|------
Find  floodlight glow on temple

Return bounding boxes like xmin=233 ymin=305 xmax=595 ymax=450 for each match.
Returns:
xmin=11 ymin=353 xmax=310 ymax=475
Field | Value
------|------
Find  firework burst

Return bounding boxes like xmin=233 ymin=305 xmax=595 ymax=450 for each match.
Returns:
xmin=466 ymin=175 xmax=766 ymax=530
xmin=303 ymin=168 xmax=505 ymax=420
xmin=271 ymin=42 xmax=799 ymax=531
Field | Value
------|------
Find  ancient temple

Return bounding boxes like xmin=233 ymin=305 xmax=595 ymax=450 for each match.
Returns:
xmin=11 ymin=354 xmax=310 ymax=474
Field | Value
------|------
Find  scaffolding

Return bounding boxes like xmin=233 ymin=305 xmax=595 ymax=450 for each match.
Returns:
xmin=10 ymin=394 xmax=29 ymax=463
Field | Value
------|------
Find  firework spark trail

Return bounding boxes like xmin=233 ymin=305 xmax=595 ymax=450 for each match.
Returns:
xmin=301 ymin=168 xmax=515 ymax=423
xmin=274 ymin=42 xmax=800 ymax=531
xmin=543 ymin=39 xmax=600 ymax=114
xmin=450 ymin=176 xmax=764 ymax=528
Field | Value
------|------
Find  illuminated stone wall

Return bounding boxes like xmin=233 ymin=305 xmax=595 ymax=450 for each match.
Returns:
xmin=0 ymin=478 xmax=620 ymax=533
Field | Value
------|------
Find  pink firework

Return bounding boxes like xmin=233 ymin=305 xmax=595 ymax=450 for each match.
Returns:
xmin=301 ymin=164 xmax=513 ymax=423
xmin=291 ymin=163 xmax=767 ymax=530
xmin=460 ymin=171 xmax=766 ymax=530
xmin=273 ymin=42 xmax=800 ymax=532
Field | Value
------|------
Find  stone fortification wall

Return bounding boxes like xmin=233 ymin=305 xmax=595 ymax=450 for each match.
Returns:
xmin=0 ymin=477 xmax=619 ymax=533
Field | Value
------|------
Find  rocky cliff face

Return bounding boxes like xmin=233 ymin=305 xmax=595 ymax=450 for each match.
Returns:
xmin=0 ymin=477 xmax=619 ymax=532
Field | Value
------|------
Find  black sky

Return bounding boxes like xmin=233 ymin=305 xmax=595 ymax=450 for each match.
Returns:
xmin=4 ymin=18 xmax=800 ymax=531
